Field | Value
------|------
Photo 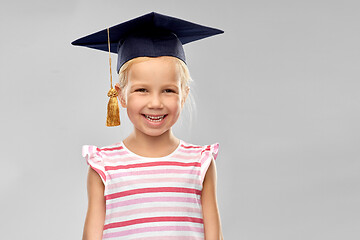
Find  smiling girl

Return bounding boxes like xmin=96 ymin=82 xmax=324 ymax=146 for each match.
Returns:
xmin=73 ymin=12 xmax=224 ymax=240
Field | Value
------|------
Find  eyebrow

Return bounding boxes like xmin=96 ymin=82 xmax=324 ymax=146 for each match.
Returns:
xmin=131 ymin=83 xmax=179 ymax=89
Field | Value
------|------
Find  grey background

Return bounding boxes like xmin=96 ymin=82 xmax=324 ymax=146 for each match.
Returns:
xmin=0 ymin=0 xmax=359 ymax=239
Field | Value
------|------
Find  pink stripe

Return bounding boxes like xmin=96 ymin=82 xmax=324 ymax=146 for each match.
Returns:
xmin=103 ymin=155 xmax=141 ymax=164
xmin=102 ymin=150 xmax=129 ymax=157
xmin=171 ymin=153 xmax=199 ymax=160
xmin=105 ymin=187 xmax=201 ymax=200
xmin=181 ymin=145 xmax=202 ymax=149
xmin=104 ymin=154 xmax=194 ymax=165
xmin=109 ymin=168 xmax=200 ymax=179
xmin=199 ymin=151 xmax=210 ymax=184
xmin=200 ymin=145 xmax=211 ymax=155
xmin=131 ymin=236 xmax=203 ymax=240
xmin=103 ymin=225 xmax=204 ymax=238
xmin=178 ymin=148 xmax=202 ymax=154
xmin=200 ymin=151 xmax=210 ymax=166
xmin=99 ymin=146 xmax=124 ymax=152
xmin=99 ymin=142 xmax=201 ymax=156
xmin=212 ymin=143 xmax=219 ymax=160
xmin=106 ymin=196 xmax=200 ymax=209
xmin=104 ymin=216 xmax=203 ymax=229
xmin=107 ymin=177 xmax=201 ymax=189
xmin=105 ymin=206 xmax=202 ymax=220
xmin=101 ymin=150 xmax=204 ymax=165
xmin=99 ymin=147 xmax=169 ymax=159
xmin=105 ymin=161 xmax=200 ymax=171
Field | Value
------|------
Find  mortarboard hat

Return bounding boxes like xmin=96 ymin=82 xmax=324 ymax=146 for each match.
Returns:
xmin=71 ymin=11 xmax=224 ymax=72
xmin=71 ymin=12 xmax=224 ymax=127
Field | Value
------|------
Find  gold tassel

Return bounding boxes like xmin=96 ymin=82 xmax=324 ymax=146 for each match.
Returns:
xmin=105 ymin=27 xmax=121 ymax=127
xmin=106 ymin=88 xmax=120 ymax=126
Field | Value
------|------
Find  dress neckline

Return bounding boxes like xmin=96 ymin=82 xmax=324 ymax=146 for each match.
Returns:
xmin=119 ymin=139 xmax=183 ymax=159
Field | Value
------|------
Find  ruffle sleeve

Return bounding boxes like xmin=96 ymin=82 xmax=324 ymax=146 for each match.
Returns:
xmin=82 ymin=145 xmax=106 ymax=185
xmin=199 ymin=142 xmax=219 ymax=186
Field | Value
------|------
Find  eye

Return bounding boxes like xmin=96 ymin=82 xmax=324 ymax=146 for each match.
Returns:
xmin=164 ymin=89 xmax=176 ymax=93
xmin=135 ymin=88 xmax=147 ymax=92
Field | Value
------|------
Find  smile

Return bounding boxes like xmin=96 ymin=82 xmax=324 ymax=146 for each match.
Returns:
xmin=142 ymin=114 xmax=167 ymax=122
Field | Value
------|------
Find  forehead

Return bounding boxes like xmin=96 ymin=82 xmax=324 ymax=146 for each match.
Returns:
xmin=128 ymin=57 xmax=180 ymax=86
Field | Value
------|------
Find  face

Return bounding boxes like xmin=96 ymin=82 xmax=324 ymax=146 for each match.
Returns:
xmin=117 ymin=56 xmax=187 ymax=137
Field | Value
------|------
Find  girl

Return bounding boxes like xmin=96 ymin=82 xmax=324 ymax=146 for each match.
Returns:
xmin=73 ymin=12 xmax=224 ymax=240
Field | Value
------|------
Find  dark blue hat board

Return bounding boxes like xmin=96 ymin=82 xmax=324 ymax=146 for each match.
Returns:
xmin=71 ymin=12 xmax=224 ymax=72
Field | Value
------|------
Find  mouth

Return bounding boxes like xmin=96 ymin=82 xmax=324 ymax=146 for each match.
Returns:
xmin=142 ymin=114 xmax=168 ymax=122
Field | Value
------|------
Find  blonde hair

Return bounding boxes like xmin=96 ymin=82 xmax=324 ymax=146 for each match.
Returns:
xmin=118 ymin=57 xmax=196 ymax=126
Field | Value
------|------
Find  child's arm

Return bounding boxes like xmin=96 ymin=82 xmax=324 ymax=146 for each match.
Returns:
xmin=201 ymin=157 xmax=224 ymax=240
xmin=82 ymin=167 xmax=106 ymax=240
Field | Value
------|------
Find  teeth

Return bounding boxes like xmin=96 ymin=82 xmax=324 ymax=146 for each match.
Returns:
xmin=145 ymin=115 xmax=165 ymax=122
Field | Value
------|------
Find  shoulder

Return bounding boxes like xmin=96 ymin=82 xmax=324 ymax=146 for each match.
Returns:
xmin=82 ymin=142 xmax=122 ymax=158
xmin=180 ymin=140 xmax=219 ymax=156
xmin=81 ymin=142 xmax=121 ymax=186
xmin=179 ymin=139 xmax=203 ymax=151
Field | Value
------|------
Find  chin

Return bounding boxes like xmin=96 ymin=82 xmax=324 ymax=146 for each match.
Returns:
xmin=144 ymin=128 xmax=170 ymax=137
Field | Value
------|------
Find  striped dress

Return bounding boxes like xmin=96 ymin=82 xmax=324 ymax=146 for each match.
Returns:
xmin=82 ymin=139 xmax=219 ymax=240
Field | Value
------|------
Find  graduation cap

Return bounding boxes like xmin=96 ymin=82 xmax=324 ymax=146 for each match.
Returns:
xmin=71 ymin=11 xmax=224 ymax=127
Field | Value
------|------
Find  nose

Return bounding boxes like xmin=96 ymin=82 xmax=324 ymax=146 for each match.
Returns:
xmin=147 ymin=93 xmax=163 ymax=109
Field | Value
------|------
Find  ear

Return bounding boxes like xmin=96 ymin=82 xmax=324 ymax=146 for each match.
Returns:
xmin=181 ymin=86 xmax=190 ymax=109
xmin=115 ymin=83 xmax=127 ymax=108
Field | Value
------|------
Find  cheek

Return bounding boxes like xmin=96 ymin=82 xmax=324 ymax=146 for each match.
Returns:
xmin=166 ymin=96 xmax=182 ymax=111
xmin=125 ymin=98 xmax=142 ymax=116
xmin=127 ymin=95 xmax=143 ymax=106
